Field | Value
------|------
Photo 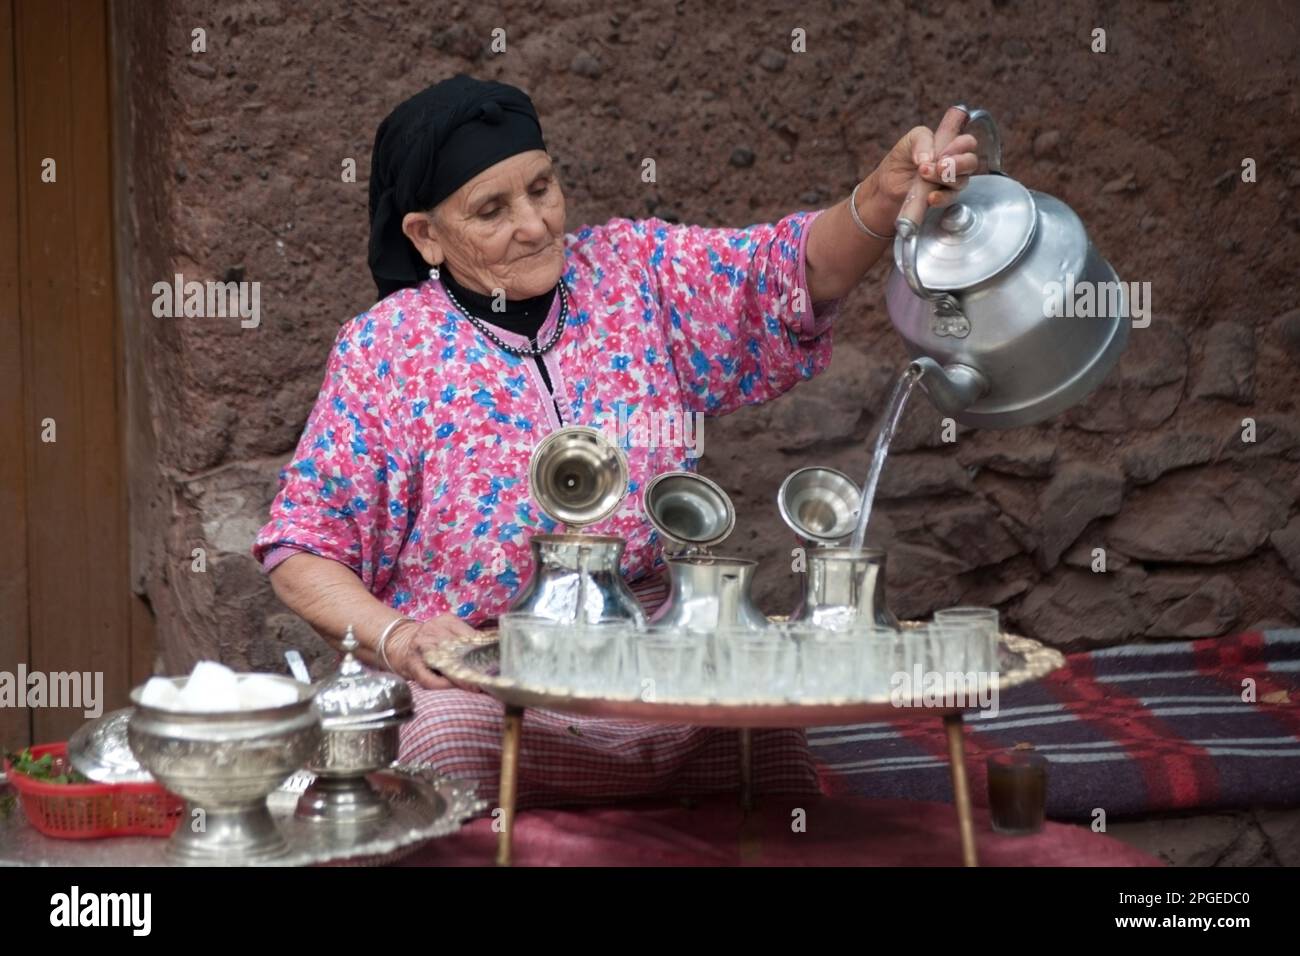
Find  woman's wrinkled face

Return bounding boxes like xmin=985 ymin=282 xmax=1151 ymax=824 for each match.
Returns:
xmin=401 ymin=149 xmax=566 ymax=299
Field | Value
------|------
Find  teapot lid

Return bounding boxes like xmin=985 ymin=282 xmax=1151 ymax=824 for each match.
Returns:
xmin=314 ymin=627 xmax=413 ymax=727
xmin=914 ymin=175 xmax=1037 ymax=292
xmin=528 ymin=426 xmax=629 ymax=529
xmin=644 ymin=471 xmax=735 ymax=552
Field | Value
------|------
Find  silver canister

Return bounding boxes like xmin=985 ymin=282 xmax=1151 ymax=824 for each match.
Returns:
xmin=295 ymin=627 xmax=414 ymax=824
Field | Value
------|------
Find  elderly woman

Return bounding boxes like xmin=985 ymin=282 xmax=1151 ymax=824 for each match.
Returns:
xmin=255 ymin=74 xmax=977 ymax=808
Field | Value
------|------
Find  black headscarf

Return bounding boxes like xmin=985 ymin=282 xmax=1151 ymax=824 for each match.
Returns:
xmin=367 ymin=74 xmax=548 ymax=300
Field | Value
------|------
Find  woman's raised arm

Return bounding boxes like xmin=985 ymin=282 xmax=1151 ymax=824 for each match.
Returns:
xmin=805 ymin=126 xmax=980 ymax=301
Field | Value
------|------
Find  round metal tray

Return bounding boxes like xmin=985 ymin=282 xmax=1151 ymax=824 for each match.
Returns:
xmin=429 ymin=626 xmax=1065 ymax=728
xmin=0 ymin=765 xmax=485 ymax=867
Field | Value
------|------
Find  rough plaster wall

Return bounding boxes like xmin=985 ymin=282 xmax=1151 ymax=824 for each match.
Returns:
xmin=117 ymin=0 xmax=1300 ymax=672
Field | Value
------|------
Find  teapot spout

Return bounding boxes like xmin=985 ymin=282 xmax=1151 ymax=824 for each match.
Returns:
xmin=908 ymin=357 xmax=990 ymax=416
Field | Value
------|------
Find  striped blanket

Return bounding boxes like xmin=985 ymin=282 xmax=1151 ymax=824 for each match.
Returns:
xmin=812 ymin=629 xmax=1300 ymax=819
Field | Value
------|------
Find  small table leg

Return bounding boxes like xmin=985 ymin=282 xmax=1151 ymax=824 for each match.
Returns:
xmin=496 ymin=704 xmax=524 ymax=867
xmin=738 ymin=728 xmax=754 ymax=812
xmin=944 ymin=713 xmax=978 ymax=867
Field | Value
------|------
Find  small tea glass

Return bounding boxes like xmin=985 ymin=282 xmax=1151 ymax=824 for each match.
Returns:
xmin=934 ymin=606 xmax=1000 ymax=674
xmin=892 ymin=624 xmax=924 ymax=685
xmin=927 ymin=621 xmax=984 ymax=676
xmin=888 ymin=625 xmax=927 ymax=708
xmin=919 ymin=622 xmax=991 ymax=712
xmin=721 ymin=627 xmax=797 ymax=700
xmin=566 ymin=621 xmax=633 ymax=695
xmin=634 ymin=627 xmax=707 ymax=702
xmin=860 ymin=625 xmax=901 ymax=700
xmin=498 ymin=612 xmax=568 ymax=685
xmin=798 ymin=627 xmax=864 ymax=699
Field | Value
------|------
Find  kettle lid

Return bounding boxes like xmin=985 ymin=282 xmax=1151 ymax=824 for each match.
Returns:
xmin=914 ymin=174 xmax=1037 ymax=291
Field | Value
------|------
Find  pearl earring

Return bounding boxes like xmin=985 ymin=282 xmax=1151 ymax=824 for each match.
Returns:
xmin=428 ymin=264 xmax=441 ymax=281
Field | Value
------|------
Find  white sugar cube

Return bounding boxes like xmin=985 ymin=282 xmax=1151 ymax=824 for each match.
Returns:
xmin=177 ymin=660 xmax=240 ymax=711
xmin=237 ymin=675 xmax=299 ymax=710
xmin=140 ymin=676 xmax=182 ymax=709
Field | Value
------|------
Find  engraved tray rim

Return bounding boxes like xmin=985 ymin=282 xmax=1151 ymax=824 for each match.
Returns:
xmin=0 ymin=764 xmax=487 ymax=867
xmin=429 ymin=622 xmax=1066 ymax=728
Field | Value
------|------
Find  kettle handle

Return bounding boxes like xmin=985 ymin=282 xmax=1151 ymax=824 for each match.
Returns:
xmin=896 ymin=105 xmax=971 ymax=230
xmin=894 ymin=105 xmax=971 ymax=300
xmin=964 ymin=108 xmax=1003 ymax=174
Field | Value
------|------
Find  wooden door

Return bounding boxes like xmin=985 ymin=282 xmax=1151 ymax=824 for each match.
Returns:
xmin=0 ymin=0 xmax=134 ymax=747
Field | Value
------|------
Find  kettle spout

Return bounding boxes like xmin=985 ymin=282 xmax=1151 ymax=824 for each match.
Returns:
xmin=908 ymin=357 xmax=990 ymax=416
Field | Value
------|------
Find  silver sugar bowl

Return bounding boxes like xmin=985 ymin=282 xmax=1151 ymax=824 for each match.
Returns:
xmin=128 ymin=675 xmax=320 ymax=864
xmin=295 ymin=627 xmax=414 ymax=824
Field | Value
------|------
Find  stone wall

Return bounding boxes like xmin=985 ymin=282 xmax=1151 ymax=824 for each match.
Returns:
xmin=113 ymin=0 xmax=1300 ymax=673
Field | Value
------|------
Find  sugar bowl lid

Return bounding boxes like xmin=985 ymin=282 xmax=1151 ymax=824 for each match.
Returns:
xmin=68 ymin=708 xmax=155 ymax=784
xmin=314 ymin=626 xmax=414 ymax=727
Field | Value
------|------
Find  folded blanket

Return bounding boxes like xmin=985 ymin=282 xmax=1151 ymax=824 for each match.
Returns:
xmin=812 ymin=629 xmax=1300 ymax=820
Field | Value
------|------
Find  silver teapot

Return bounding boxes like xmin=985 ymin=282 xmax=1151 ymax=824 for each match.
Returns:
xmin=511 ymin=532 xmax=646 ymax=625
xmin=644 ymin=471 xmax=768 ymax=632
xmin=777 ymin=467 xmax=900 ymax=629
xmin=790 ymin=547 xmax=899 ymax=631
xmin=886 ymin=105 xmax=1130 ymax=428
xmin=509 ymin=426 xmax=646 ymax=626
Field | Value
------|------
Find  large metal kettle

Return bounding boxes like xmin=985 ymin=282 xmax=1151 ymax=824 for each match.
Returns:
xmin=885 ymin=105 xmax=1130 ymax=428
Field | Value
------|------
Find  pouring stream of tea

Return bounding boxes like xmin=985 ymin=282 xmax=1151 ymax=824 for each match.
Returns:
xmin=848 ymin=364 xmax=923 ymax=552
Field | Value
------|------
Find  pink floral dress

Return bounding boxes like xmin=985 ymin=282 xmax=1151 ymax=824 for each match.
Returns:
xmin=254 ymin=210 xmax=843 ymax=809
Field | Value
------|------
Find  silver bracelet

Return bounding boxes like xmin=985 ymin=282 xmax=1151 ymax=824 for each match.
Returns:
xmin=376 ymin=615 xmax=417 ymax=672
xmin=849 ymin=181 xmax=894 ymax=241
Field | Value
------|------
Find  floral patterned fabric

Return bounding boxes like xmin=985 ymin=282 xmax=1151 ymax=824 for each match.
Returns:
xmin=253 ymin=210 xmax=843 ymax=617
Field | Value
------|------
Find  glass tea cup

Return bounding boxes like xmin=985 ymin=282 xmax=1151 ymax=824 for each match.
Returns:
xmin=859 ymin=625 xmax=902 ymax=700
xmin=498 ymin=612 xmax=569 ymax=686
xmin=634 ymin=627 xmax=707 ymax=702
xmin=720 ymin=626 xmax=797 ymax=700
xmin=934 ymin=606 xmax=1000 ymax=675
xmin=566 ymin=620 xmax=634 ymax=696
xmin=796 ymin=626 xmax=864 ymax=699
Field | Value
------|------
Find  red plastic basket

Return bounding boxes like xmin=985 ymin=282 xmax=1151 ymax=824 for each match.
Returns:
xmin=3 ymin=742 xmax=184 ymax=839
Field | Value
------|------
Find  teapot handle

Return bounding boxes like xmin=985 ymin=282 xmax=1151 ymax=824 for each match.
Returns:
xmin=894 ymin=105 xmax=971 ymax=299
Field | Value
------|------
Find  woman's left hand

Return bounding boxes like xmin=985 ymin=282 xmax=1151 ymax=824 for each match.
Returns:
xmin=385 ymin=615 xmax=485 ymax=692
xmin=870 ymin=126 xmax=982 ymax=212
